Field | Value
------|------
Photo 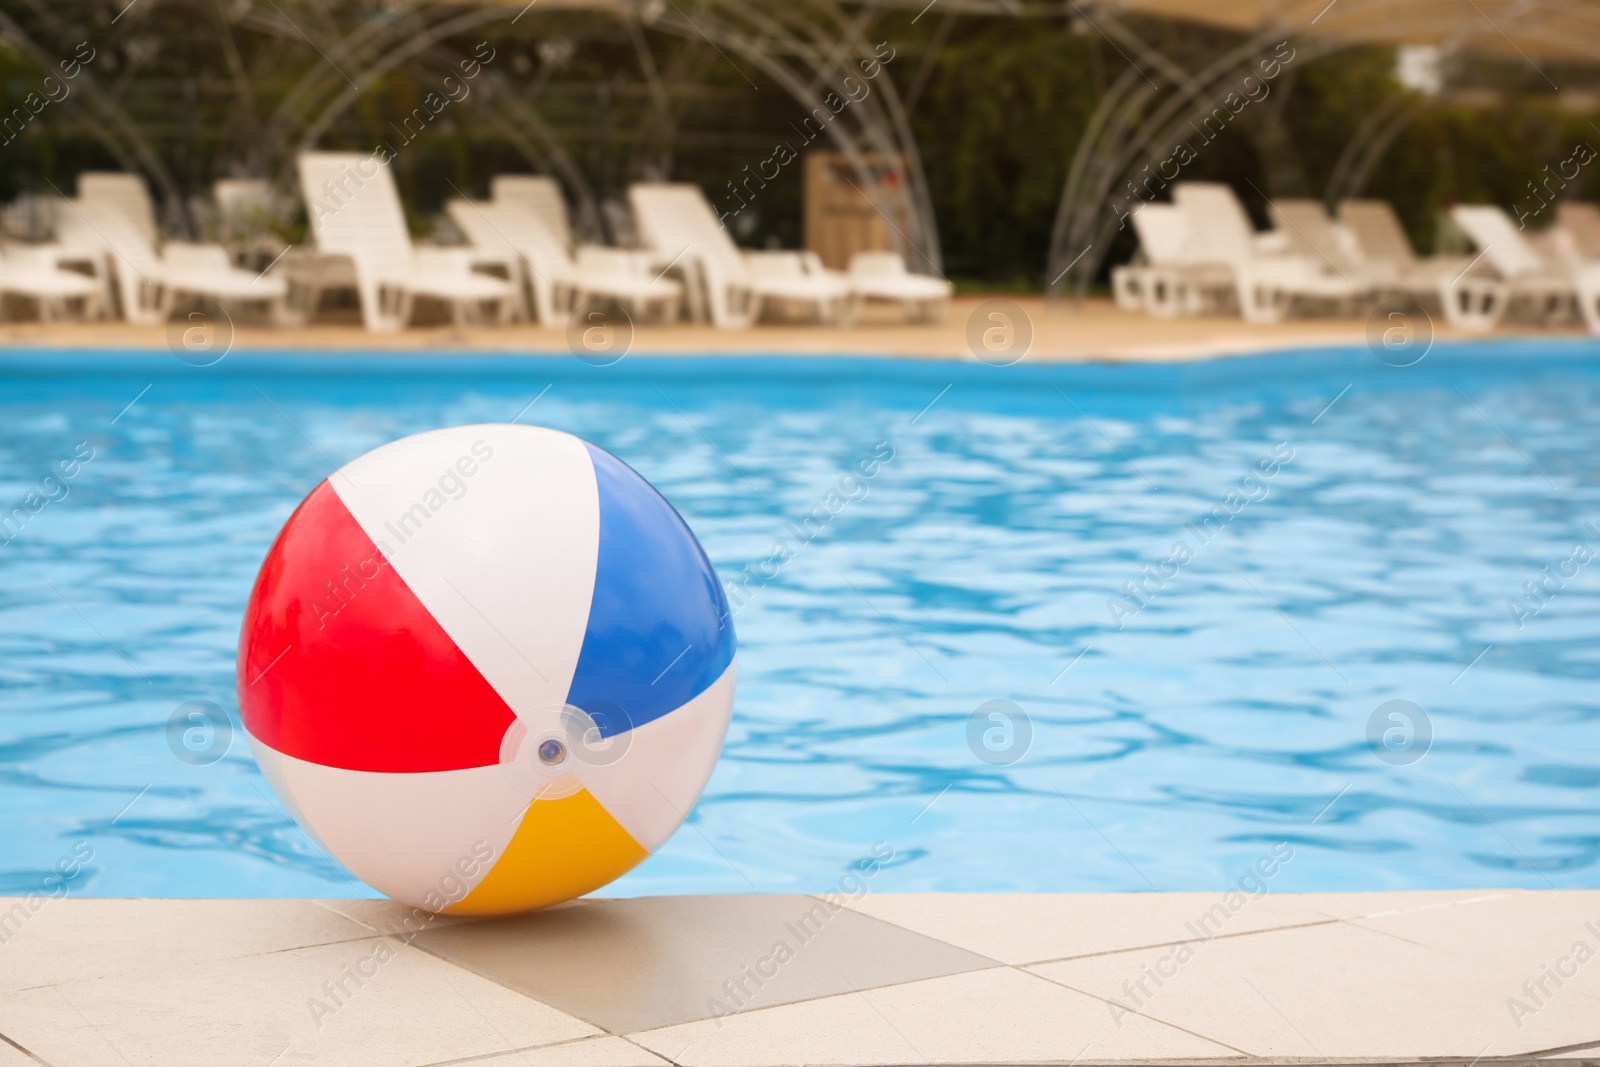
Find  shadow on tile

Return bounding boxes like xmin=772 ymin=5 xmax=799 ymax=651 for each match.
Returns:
xmin=408 ymin=894 xmax=998 ymax=1033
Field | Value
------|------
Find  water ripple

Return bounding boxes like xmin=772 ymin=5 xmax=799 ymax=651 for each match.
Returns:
xmin=2 ymin=345 xmax=1599 ymax=895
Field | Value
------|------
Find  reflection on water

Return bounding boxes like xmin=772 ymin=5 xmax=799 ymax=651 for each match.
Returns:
xmin=1 ymin=344 xmax=1598 ymax=898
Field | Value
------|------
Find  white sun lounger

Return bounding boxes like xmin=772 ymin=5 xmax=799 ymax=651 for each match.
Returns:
xmin=1269 ymin=199 xmax=1384 ymax=284
xmin=78 ymin=172 xmax=160 ymax=247
xmin=68 ymin=172 xmax=287 ymax=322
xmin=1335 ymin=199 xmax=1499 ymax=329
xmin=629 ymin=182 xmax=851 ymax=327
xmin=214 ymin=178 xmax=293 ymax=269
xmin=1269 ymin=196 xmax=1491 ymax=321
xmin=157 ymin=240 xmax=291 ymax=318
xmin=741 ymin=250 xmax=852 ymax=324
xmin=1114 ymin=204 xmax=1182 ymax=314
xmin=568 ymin=245 xmax=683 ymax=320
xmin=490 ymin=175 xmax=572 ymax=252
xmin=446 ymin=198 xmax=680 ymax=324
xmin=0 ymin=243 xmax=102 ymax=322
xmin=298 ymin=152 xmax=515 ymax=331
xmin=28 ymin=199 xmax=112 ymax=315
xmin=1174 ymin=182 xmax=1368 ymax=323
xmin=55 ymin=196 xmax=287 ymax=325
xmin=846 ymin=251 xmax=951 ymax=322
xmin=1554 ymin=202 xmax=1600 ymax=264
xmin=1450 ymin=204 xmax=1600 ymax=332
xmin=56 ymin=172 xmax=162 ymax=314
xmin=1112 ymin=204 xmax=1234 ymax=317
xmin=1337 ymin=200 xmax=1459 ymax=282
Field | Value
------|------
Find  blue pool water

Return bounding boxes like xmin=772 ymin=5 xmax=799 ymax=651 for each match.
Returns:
xmin=3 ymin=343 xmax=1600 ymax=899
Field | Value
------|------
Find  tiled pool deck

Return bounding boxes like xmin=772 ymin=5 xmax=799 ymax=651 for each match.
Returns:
xmin=2 ymin=890 xmax=1597 ymax=1065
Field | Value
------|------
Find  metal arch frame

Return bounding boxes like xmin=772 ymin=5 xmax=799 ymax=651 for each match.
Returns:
xmin=621 ymin=11 xmax=678 ymax=180
xmin=622 ymin=19 xmax=722 ymax=183
xmin=277 ymin=9 xmax=599 ymax=204
xmin=642 ymin=0 xmax=945 ymax=273
xmin=1336 ymin=105 xmax=1416 ymax=204
xmin=1321 ymin=92 xmax=1416 ymax=210
xmin=240 ymin=0 xmax=930 ymax=257
xmin=284 ymin=8 xmax=509 ymax=154
xmin=13 ymin=0 xmax=1600 ymax=283
xmin=1046 ymin=14 xmax=1348 ymax=303
xmin=457 ymin=63 xmax=608 ymax=240
xmin=807 ymin=1 xmax=945 ymax=274
xmin=1320 ymin=27 xmax=1481 ymax=210
xmin=3 ymin=0 xmax=963 ymax=270
xmin=233 ymin=2 xmax=605 ymax=234
xmin=761 ymin=0 xmax=943 ymax=271
xmin=0 ymin=4 xmax=189 ymax=230
xmin=211 ymin=1 xmax=263 ymax=154
xmin=242 ymin=2 xmax=438 ymax=174
xmin=0 ymin=0 xmax=616 ymax=239
xmin=405 ymin=44 xmax=609 ymax=240
xmin=1046 ymin=0 xmax=1600 ymax=301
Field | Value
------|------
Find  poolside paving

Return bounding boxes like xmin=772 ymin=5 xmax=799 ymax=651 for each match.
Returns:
xmin=0 ymin=296 xmax=1581 ymax=363
xmin=2 ymin=891 xmax=1598 ymax=1066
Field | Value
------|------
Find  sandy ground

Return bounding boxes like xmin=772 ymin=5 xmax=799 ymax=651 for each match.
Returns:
xmin=0 ymin=295 xmax=1583 ymax=362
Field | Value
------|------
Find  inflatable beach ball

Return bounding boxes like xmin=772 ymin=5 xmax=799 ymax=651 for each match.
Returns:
xmin=237 ymin=424 xmax=735 ymax=915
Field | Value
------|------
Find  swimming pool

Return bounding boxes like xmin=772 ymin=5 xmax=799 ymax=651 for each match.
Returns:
xmin=3 ymin=343 xmax=1599 ymax=899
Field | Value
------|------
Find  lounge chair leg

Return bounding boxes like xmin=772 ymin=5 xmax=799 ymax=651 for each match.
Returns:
xmin=1145 ymin=269 xmax=1189 ymax=318
xmin=836 ymin=295 xmax=859 ymax=328
xmin=1439 ymin=278 xmax=1507 ymax=331
xmin=1112 ymin=265 xmax=1144 ymax=311
xmin=362 ymin=280 xmax=406 ymax=332
xmin=1576 ymin=281 xmax=1600 ymax=336
xmin=282 ymin=280 xmax=317 ymax=326
xmin=1236 ymin=275 xmax=1285 ymax=324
